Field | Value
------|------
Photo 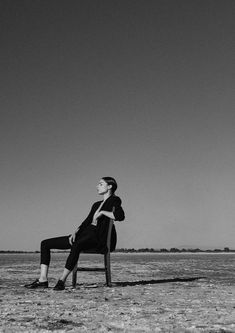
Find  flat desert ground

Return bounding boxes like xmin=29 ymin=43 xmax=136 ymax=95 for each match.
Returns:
xmin=0 ymin=252 xmax=235 ymax=332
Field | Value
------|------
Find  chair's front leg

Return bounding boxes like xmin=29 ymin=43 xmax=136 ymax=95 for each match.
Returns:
xmin=104 ymin=253 xmax=112 ymax=287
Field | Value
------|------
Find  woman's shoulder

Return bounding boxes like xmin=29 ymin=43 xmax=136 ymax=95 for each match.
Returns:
xmin=108 ymin=195 xmax=122 ymax=204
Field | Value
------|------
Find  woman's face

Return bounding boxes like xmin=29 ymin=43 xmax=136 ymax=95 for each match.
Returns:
xmin=96 ymin=179 xmax=111 ymax=195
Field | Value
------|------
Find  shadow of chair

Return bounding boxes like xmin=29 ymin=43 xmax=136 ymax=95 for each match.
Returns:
xmin=72 ymin=219 xmax=114 ymax=288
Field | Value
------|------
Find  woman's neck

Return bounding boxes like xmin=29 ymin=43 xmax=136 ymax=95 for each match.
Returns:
xmin=103 ymin=192 xmax=112 ymax=201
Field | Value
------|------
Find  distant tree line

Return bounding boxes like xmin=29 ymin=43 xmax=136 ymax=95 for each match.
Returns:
xmin=0 ymin=247 xmax=234 ymax=253
xmin=0 ymin=250 xmax=40 ymax=253
xmin=115 ymin=247 xmax=234 ymax=253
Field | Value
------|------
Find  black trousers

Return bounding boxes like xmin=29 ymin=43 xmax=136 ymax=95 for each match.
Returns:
xmin=40 ymin=225 xmax=98 ymax=271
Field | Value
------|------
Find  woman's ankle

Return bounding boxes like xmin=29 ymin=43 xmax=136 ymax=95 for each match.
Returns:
xmin=59 ymin=277 xmax=66 ymax=283
xmin=39 ymin=277 xmax=48 ymax=282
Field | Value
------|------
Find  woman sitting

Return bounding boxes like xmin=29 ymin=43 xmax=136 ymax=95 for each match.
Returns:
xmin=24 ymin=177 xmax=125 ymax=290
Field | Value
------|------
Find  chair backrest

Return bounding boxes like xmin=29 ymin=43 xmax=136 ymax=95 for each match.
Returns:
xmin=106 ymin=219 xmax=114 ymax=252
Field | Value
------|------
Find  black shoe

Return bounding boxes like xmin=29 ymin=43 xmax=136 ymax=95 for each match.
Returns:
xmin=24 ymin=279 xmax=48 ymax=289
xmin=53 ymin=280 xmax=65 ymax=291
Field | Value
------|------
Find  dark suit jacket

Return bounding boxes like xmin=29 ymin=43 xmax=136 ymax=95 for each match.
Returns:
xmin=76 ymin=195 xmax=125 ymax=253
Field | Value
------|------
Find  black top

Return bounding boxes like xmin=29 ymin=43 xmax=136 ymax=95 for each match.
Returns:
xmin=77 ymin=195 xmax=125 ymax=253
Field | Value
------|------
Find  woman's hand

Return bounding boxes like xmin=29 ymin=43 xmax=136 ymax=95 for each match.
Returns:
xmin=93 ymin=211 xmax=103 ymax=221
xmin=69 ymin=231 xmax=77 ymax=246
xmin=91 ymin=211 xmax=103 ymax=226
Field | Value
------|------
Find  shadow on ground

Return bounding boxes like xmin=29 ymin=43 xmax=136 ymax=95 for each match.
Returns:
xmin=77 ymin=277 xmax=206 ymax=288
xmin=113 ymin=277 xmax=206 ymax=287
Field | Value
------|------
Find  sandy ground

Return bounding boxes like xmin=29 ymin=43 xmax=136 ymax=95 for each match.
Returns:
xmin=1 ymin=254 xmax=235 ymax=333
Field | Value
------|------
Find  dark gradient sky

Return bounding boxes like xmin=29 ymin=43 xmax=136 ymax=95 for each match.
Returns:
xmin=1 ymin=0 xmax=235 ymax=250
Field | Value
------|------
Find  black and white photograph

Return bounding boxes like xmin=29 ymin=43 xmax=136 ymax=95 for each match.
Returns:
xmin=1 ymin=0 xmax=235 ymax=332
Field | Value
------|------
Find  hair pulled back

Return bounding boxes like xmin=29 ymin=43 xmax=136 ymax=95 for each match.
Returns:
xmin=102 ymin=177 xmax=118 ymax=195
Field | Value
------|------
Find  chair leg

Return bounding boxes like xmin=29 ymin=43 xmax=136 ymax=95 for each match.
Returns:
xmin=72 ymin=262 xmax=78 ymax=288
xmin=104 ymin=253 xmax=112 ymax=287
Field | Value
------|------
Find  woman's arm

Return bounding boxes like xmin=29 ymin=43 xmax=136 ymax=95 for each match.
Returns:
xmin=95 ymin=210 xmax=115 ymax=220
xmin=78 ymin=203 xmax=97 ymax=229
xmin=95 ymin=196 xmax=125 ymax=222
xmin=112 ymin=196 xmax=125 ymax=221
xmin=69 ymin=202 xmax=98 ymax=244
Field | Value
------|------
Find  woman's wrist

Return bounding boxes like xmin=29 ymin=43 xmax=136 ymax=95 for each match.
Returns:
xmin=100 ymin=211 xmax=115 ymax=219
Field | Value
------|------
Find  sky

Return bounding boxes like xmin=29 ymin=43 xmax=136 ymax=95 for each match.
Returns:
xmin=1 ymin=0 xmax=235 ymax=251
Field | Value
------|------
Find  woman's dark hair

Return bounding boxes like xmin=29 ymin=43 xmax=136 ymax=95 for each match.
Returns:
xmin=102 ymin=177 xmax=118 ymax=194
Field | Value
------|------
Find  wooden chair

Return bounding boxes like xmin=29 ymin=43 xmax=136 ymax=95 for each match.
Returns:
xmin=72 ymin=219 xmax=114 ymax=288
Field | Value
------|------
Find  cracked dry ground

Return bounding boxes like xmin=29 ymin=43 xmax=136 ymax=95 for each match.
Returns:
xmin=0 ymin=253 xmax=235 ymax=332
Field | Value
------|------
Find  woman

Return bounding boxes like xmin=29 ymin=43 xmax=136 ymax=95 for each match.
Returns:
xmin=25 ymin=177 xmax=125 ymax=290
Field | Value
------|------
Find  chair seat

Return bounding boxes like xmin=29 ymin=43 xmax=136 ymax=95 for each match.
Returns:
xmin=81 ymin=248 xmax=99 ymax=254
xmin=77 ymin=267 xmax=105 ymax=271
